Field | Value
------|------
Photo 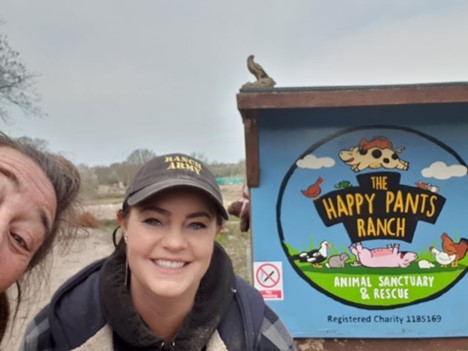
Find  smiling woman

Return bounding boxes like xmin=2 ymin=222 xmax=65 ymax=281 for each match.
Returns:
xmin=0 ymin=132 xmax=81 ymax=343
xmin=20 ymin=153 xmax=295 ymax=351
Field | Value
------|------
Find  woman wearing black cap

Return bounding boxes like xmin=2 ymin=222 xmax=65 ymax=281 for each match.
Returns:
xmin=20 ymin=153 xmax=295 ymax=350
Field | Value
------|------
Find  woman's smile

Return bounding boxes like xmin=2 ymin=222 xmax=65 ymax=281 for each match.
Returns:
xmin=153 ymin=259 xmax=187 ymax=270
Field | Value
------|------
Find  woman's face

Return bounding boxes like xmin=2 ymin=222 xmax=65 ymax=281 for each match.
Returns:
xmin=0 ymin=147 xmax=57 ymax=292
xmin=119 ymin=188 xmax=222 ymax=302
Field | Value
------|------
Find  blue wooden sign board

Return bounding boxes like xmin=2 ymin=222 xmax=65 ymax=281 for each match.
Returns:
xmin=238 ymin=85 xmax=468 ymax=339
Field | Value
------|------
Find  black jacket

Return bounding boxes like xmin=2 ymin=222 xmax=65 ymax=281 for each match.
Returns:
xmin=20 ymin=243 xmax=295 ymax=350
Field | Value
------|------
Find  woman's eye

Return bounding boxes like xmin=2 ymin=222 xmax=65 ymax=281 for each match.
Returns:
xmin=190 ymin=222 xmax=207 ymax=230
xmin=143 ymin=218 xmax=162 ymax=226
xmin=10 ymin=233 xmax=30 ymax=252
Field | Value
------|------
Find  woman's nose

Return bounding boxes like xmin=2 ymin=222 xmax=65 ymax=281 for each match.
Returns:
xmin=162 ymin=228 xmax=187 ymax=250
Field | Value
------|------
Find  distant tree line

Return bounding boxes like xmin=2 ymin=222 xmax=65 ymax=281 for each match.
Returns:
xmin=78 ymin=149 xmax=246 ymax=199
xmin=17 ymin=137 xmax=246 ymax=199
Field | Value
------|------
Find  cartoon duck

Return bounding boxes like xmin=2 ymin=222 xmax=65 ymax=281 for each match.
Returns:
xmin=301 ymin=177 xmax=323 ymax=199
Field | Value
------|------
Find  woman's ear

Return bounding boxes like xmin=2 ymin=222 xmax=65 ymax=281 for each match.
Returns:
xmin=216 ymin=223 xmax=224 ymax=236
xmin=117 ymin=209 xmax=126 ymax=231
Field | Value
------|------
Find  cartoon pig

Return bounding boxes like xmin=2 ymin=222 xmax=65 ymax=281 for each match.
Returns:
xmin=349 ymin=242 xmax=417 ymax=268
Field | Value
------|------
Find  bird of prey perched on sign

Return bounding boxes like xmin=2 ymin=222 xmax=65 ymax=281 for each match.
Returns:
xmin=247 ymin=55 xmax=270 ymax=80
xmin=241 ymin=55 xmax=276 ymax=89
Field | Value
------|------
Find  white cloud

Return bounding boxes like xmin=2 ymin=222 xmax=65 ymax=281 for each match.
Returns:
xmin=421 ymin=161 xmax=467 ymax=180
xmin=296 ymin=154 xmax=335 ymax=169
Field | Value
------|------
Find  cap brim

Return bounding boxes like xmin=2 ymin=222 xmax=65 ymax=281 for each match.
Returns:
xmin=126 ymin=178 xmax=229 ymax=220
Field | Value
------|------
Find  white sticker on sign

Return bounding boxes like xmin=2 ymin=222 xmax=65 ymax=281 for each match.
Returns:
xmin=253 ymin=261 xmax=284 ymax=300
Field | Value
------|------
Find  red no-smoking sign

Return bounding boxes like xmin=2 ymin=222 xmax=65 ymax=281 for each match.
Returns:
xmin=253 ymin=262 xmax=284 ymax=300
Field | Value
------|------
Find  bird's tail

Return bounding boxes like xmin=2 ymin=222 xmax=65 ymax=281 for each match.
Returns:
xmin=291 ymin=252 xmax=308 ymax=262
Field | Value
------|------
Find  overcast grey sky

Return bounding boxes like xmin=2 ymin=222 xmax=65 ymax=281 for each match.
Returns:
xmin=2 ymin=1 xmax=468 ymax=166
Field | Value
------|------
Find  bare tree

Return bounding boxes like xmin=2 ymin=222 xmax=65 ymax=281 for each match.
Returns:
xmin=16 ymin=136 xmax=49 ymax=151
xmin=189 ymin=152 xmax=209 ymax=164
xmin=77 ymin=164 xmax=99 ymax=198
xmin=125 ymin=148 xmax=156 ymax=165
xmin=0 ymin=24 xmax=41 ymax=122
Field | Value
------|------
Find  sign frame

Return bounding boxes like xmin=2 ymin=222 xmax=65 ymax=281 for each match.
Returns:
xmin=237 ymin=82 xmax=468 ymax=350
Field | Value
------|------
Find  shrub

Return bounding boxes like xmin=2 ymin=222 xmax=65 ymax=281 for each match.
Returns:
xmin=76 ymin=212 xmax=98 ymax=228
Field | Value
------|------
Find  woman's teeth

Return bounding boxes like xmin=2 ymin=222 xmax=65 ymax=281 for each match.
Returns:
xmin=155 ymin=259 xmax=185 ymax=268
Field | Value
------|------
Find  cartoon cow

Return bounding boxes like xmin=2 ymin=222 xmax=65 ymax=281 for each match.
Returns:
xmin=339 ymin=136 xmax=409 ymax=172
xmin=349 ymin=242 xmax=417 ymax=268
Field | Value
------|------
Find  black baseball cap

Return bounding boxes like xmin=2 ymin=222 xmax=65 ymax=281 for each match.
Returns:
xmin=123 ymin=153 xmax=228 ymax=220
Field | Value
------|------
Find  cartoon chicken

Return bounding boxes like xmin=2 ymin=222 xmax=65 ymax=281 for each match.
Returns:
xmin=429 ymin=246 xmax=456 ymax=268
xmin=441 ymin=233 xmax=468 ymax=267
